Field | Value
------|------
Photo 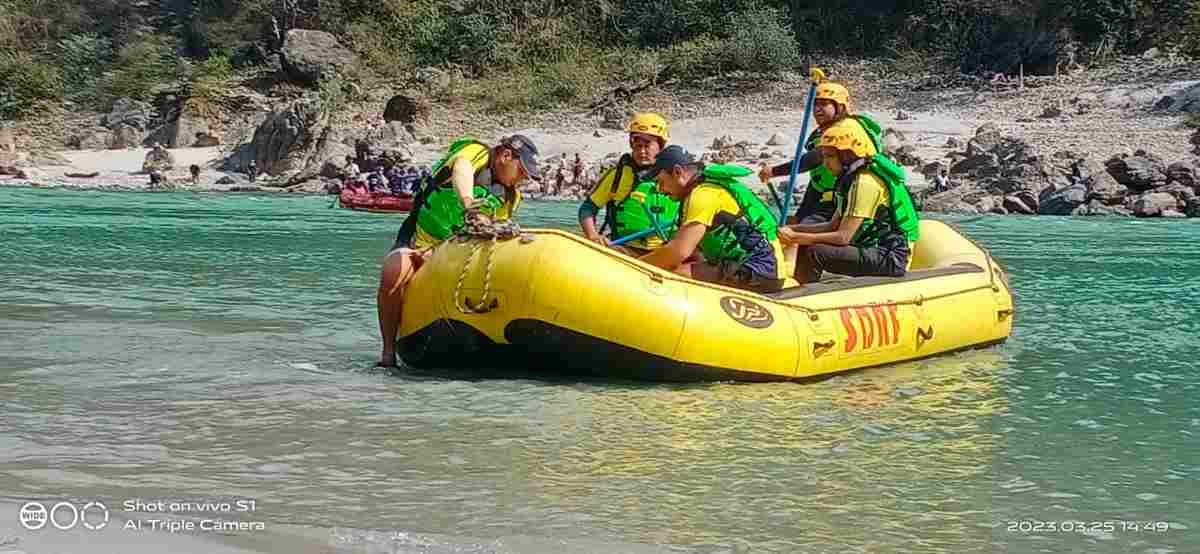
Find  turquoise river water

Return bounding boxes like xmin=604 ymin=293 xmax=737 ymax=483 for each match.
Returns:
xmin=0 ymin=187 xmax=1197 ymax=553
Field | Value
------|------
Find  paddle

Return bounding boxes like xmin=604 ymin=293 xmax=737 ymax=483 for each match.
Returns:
xmin=778 ymin=66 xmax=826 ymax=222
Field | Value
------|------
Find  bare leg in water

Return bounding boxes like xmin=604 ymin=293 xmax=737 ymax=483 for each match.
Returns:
xmin=376 ymin=248 xmax=422 ymax=367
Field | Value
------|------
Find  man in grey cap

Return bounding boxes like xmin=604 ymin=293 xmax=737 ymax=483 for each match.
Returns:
xmin=375 ymin=134 xmax=540 ymax=367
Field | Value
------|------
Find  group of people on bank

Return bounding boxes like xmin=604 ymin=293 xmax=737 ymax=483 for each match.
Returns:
xmin=341 ymin=155 xmax=430 ymax=197
xmin=373 ymin=82 xmax=920 ymax=367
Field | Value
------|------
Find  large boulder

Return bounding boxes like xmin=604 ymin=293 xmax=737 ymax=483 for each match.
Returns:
xmin=0 ymin=126 xmax=14 ymax=152
xmin=233 ymin=98 xmax=352 ymax=186
xmin=1075 ymin=158 xmax=1125 ymax=204
xmin=101 ymin=97 xmax=154 ymax=131
xmin=966 ymin=123 xmax=1003 ymax=155
xmin=1003 ymin=192 xmax=1038 ymax=215
xmin=994 ymin=138 xmax=1039 ymax=166
xmin=1073 ymin=199 xmax=1132 ymax=217
xmin=249 ymin=102 xmax=323 ymax=176
xmin=1156 ymin=183 xmax=1197 ymax=207
xmin=142 ymin=146 xmax=175 ymax=174
xmin=109 ymin=125 xmax=143 ymax=149
xmin=1129 ymin=192 xmax=1180 ymax=217
xmin=1105 ymin=152 xmax=1167 ymax=192
xmin=951 ymin=152 xmax=1002 ymax=179
xmin=159 ymin=103 xmax=210 ymax=149
xmin=1153 ymin=81 xmax=1200 ymax=113
xmin=891 ymin=144 xmax=923 ymax=167
xmin=363 ymin=121 xmax=415 ymax=160
xmin=69 ymin=128 xmax=114 ymax=150
xmin=1039 ymin=183 xmax=1088 ymax=215
xmin=193 ymin=132 xmax=220 ymax=147
xmin=383 ymin=91 xmax=430 ymax=124
xmin=920 ymin=184 xmax=989 ymax=213
xmin=881 ymin=128 xmax=907 ymax=153
xmin=280 ymin=29 xmax=358 ymax=85
xmin=1165 ymin=162 xmax=1195 ymax=188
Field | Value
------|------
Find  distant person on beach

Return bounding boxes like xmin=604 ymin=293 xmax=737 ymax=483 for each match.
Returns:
xmin=386 ymin=164 xmax=407 ymax=195
xmin=577 ymin=112 xmax=680 ymax=256
xmin=343 ymin=156 xmax=360 ymax=180
xmin=572 ymin=153 xmax=583 ymax=184
xmin=355 ymin=139 xmax=370 ymax=168
xmin=368 ymin=167 xmax=388 ymax=192
xmin=403 ymin=166 xmax=422 ymax=194
xmin=375 ymin=135 xmax=540 ymax=368
xmin=247 ymin=160 xmax=257 ymax=182
xmin=149 ymin=171 xmax=164 ymax=188
xmin=189 ymin=164 xmax=200 ymax=186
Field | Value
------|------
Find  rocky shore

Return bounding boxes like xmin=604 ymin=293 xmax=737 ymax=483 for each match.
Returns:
xmin=919 ymin=123 xmax=1200 ymax=217
xmin=1 ymin=31 xmax=1197 ymax=217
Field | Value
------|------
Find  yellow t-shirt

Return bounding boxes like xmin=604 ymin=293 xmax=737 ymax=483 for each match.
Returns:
xmin=411 ymin=143 xmax=520 ymax=250
xmin=681 ymin=184 xmax=788 ymax=280
xmin=588 ymin=162 xmax=667 ymax=250
xmin=841 ymin=171 xmax=889 ymax=220
xmin=840 ymin=171 xmax=913 ymax=269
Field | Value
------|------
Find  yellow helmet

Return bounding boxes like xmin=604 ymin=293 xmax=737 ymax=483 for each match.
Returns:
xmin=815 ymin=82 xmax=850 ymax=110
xmin=627 ymin=112 xmax=669 ymax=143
xmin=818 ymin=119 xmax=875 ymax=158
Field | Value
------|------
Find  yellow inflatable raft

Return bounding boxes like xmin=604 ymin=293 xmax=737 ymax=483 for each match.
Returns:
xmin=398 ymin=219 xmax=1014 ymax=382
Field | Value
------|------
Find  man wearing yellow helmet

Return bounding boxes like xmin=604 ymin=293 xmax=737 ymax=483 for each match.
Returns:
xmin=777 ymin=119 xmax=920 ymax=284
xmin=758 ymin=82 xmax=883 ymax=225
xmin=578 ymin=112 xmax=681 ymax=255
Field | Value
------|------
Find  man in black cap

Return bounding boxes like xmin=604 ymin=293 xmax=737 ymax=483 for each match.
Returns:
xmin=640 ymin=145 xmax=787 ymax=293
xmin=375 ymin=134 xmax=540 ymax=367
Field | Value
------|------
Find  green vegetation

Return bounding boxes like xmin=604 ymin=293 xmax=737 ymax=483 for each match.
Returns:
xmin=1 ymin=0 xmax=1198 ymax=119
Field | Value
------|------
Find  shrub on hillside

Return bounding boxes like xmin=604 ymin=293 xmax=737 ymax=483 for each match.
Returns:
xmin=410 ymin=10 xmax=502 ymax=69
xmin=659 ymin=37 xmax=728 ymax=79
xmin=59 ymin=33 xmax=113 ymax=103
xmin=727 ymin=5 xmax=800 ymax=71
xmin=0 ymin=51 xmax=63 ymax=118
xmin=96 ymin=35 xmax=182 ymax=103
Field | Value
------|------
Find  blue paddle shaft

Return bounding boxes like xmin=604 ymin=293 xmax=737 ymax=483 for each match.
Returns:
xmin=610 ymin=226 xmax=657 ymax=246
xmin=781 ymin=81 xmax=819 ymax=221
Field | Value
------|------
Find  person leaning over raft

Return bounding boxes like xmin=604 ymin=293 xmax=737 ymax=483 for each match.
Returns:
xmin=778 ymin=119 xmax=920 ymax=284
xmin=578 ymin=112 xmax=680 ymax=255
xmin=640 ymin=146 xmax=788 ymax=294
xmin=758 ymin=81 xmax=882 ymax=226
xmin=375 ymin=134 xmax=540 ymax=367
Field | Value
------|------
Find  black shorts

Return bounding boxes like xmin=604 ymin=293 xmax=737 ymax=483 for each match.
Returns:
xmin=717 ymin=260 xmax=785 ymax=293
xmin=796 ymin=240 xmax=911 ymax=283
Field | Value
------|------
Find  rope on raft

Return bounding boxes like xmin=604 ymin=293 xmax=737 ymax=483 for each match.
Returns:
xmin=451 ymin=216 xmax=523 ymax=314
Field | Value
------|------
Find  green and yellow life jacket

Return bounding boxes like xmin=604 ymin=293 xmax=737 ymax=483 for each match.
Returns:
xmin=401 ymin=137 xmax=515 ymax=245
xmin=836 ymin=154 xmax=920 ymax=247
xmin=690 ymin=164 xmax=779 ymax=264
xmin=604 ymin=154 xmax=680 ymax=245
